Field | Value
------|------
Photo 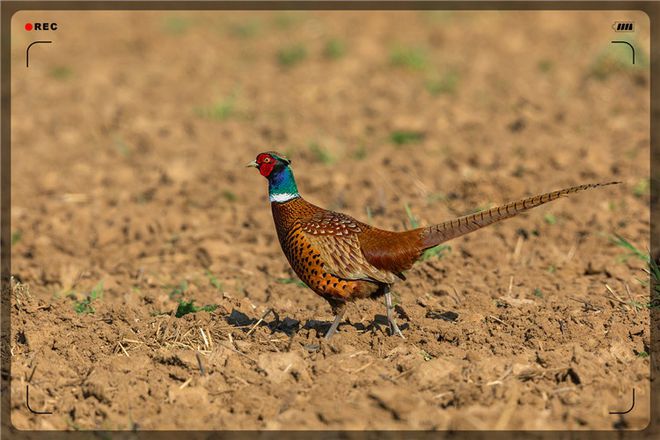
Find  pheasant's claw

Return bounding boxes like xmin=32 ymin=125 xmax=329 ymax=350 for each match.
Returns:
xmin=324 ymin=318 xmax=341 ymax=339
xmin=389 ymin=319 xmax=406 ymax=339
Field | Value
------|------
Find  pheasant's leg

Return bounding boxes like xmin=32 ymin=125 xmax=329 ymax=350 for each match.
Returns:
xmin=385 ymin=290 xmax=405 ymax=339
xmin=324 ymin=304 xmax=346 ymax=339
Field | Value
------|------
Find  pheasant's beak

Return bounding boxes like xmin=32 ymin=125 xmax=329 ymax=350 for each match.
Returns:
xmin=246 ymin=160 xmax=259 ymax=168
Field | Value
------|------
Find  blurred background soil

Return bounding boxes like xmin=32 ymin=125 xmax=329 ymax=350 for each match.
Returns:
xmin=8 ymin=10 xmax=651 ymax=430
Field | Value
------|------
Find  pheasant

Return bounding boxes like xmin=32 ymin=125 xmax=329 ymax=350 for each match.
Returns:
xmin=248 ymin=151 xmax=620 ymax=339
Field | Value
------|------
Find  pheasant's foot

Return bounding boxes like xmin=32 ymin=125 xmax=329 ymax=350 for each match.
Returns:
xmin=385 ymin=290 xmax=405 ymax=339
xmin=324 ymin=305 xmax=346 ymax=340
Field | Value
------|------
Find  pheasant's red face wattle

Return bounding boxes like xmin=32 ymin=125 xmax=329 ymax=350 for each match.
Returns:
xmin=255 ymin=153 xmax=275 ymax=177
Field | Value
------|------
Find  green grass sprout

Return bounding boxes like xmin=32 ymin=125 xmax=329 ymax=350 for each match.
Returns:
xmin=277 ymin=44 xmax=307 ymax=67
xmin=195 ymin=96 xmax=236 ymax=121
xmin=175 ymin=299 xmax=218 ymax=318
xmin=425 ymin=70 xmax=459 ymax=95
xmin=366 ymin=206 xmax=373 ymax=224
xmin=228 ymin=19 xmax=261 ymax=38
xmin=390 ymin=46 xmax=428 ymax=70
xmin=390 ymin=130 xmax=425 ymax=146
xmin=11 ymin=231 xmax=22 ymax=245
xmin=50 ymin=66 xmax=72 ymax=80
xmin=163 ymin=16 xmax=191 ymax=35
xmin=633 ymin=178 xmax=649 ymax=198
xmin=544 ymin=213 xmax=557 ymax=225
xmin=610 ymin=234 xmax=660 ymax=308
xmin=352 ymin=145 xmax=367 ymax=160
xmin=420 ymin=244 xmax=451 ymax=261
xmin=221 ymin=190 xmax=238 ymax=202
xmin=72 ymin=281 xmax=103 ymax=314
xmin=324 ymin=39 xmax=346 ymax=59
xmin=205 ymin=270 xmax=223 ymax=291
xmin=538 ymin=60 xmax=554 ymax=73
xmin=168 ymin=280 xmax=188 ymax=300
xmin=404 ymin=203 xmax=420 ymax=229
xmin=308 ymin=142 xmax=334 ymax=164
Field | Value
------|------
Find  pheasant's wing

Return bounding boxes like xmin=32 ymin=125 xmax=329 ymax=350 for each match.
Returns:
xmin=299 ymin=211 xmax=399 ymax=284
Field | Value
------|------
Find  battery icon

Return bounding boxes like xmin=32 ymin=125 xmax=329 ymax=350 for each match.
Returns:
xmin=613 ymin=22 xmax=634 ymax=32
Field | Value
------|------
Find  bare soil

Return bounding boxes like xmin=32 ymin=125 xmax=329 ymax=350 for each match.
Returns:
xmin=8 ymin=10 xmax=651 ymax=430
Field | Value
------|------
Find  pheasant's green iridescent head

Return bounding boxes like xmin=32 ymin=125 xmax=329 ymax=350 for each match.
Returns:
xmin=248 ymin=151 xmax=300 ymax=203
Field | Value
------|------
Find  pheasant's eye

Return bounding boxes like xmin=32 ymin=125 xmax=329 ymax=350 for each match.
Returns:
xmin=263 ymin=157 xmax=271 ymax=163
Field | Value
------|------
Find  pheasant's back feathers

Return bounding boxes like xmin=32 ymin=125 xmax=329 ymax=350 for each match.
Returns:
xmin=300 ymin=211 xmax=363 ymax=236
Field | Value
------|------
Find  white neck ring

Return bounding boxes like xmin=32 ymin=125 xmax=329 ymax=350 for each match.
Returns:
xmin=270 ymin=192 xmax=299 ymax=203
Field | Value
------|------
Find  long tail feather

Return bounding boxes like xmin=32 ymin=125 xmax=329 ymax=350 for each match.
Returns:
xmin=420 ymin=181 xmax=621 ymax=248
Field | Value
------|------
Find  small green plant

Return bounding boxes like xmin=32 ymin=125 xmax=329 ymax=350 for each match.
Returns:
xmin=352 ymin=145 xmax=367 ymax=160
xmin=73 ymin=281 xmax=103 ymax=314
xmin=637 ymin=351 xmax=649 ymax=358
xmin=205 ymin=270 xmax=223 ymax=291
xmin=324 ymin=39 xmax=346 ymax=59
xmin=404 ymin=203 xmax=419 ymax=229
xmin=273 ymin=13 xmax=303 ymax=30
xmin=421 ymin=245 xmax=451 ymax=262
xmin=390 ymin=130 xmax=425 ymax=146
xmin=195 ymin=96 xmax=236 ymax=121
xmin=163 ymin=16 xmax=191 ymax=35
xmin=175 ymin=299 xmax=217 ymax=318
xmin=633 ymin=178 xmax=649 ymax=198
xmin=221 ymin=190 xmax=237 ymax=202
xmin=611 ymin=234 xmax=649 ymax=263
xmin=366 ymin=206 xmax=373 ymax=224
xmin=426 ymin=193 xmax=447 ymax=203
xmin=276 ymin=277 xmax=307 ymax=288
xmin=548 ymin=265 xmax=556 ymax=274
xmin=533 ymin=288 xmax=543 ymax=298
xmin=113 ymin=136 xmax=131 ymax=157
xmin=228 ymin=19 xmax=260 ymax=38
xmin=50 ymin=66 xmax=72 ymax=80
xmin=277 ymin=44 xmax=307 ymax=67
xmin=403 ymin=204 xmax=451 ymax=261
xmin=610 ymin=234 xmax=660 ymax=308
xmin=544 ymin=213 xmax=557 ymax=225
xmin=425 ymin=71 xmax=459 ymax=95
xmin=11 ymin=231 xmax=22 ymax=245
xmin=168 ymin=280 xmax=188 ymax=300
xmin=538 ymin=60 xmax=553 ymax=73
xmin=390 ymin=46 xmax=428 ymax=70
xmin=308 ymin=142 xmax=334 ymax=164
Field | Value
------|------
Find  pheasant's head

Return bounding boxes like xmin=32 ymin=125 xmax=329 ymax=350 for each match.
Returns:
xmin=248 ymin=152 xmax=299 ymax=202
xmin=247 ymin=151 xmax=291 ymax=178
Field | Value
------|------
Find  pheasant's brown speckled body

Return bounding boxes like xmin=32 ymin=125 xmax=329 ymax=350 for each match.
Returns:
xmin=248 ymin=151 xmax=620 ymax=338
xmin=271 ymin=197 xmax=422 ymax=312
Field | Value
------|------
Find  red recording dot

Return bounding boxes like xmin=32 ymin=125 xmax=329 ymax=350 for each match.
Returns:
xmin=25 ymin=23 xmax=33 ymax=31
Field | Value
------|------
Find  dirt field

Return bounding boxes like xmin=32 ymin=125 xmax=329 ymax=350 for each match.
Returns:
xmin=8 ymin=10 xmax=651 ymax=430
